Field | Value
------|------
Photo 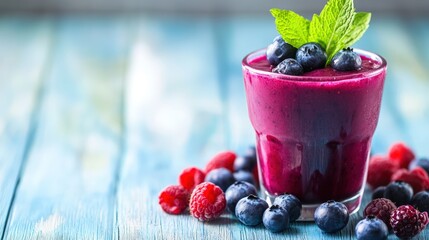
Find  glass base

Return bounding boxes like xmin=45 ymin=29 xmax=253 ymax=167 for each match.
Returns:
xmin=262 ymin=188 xmax=363 ymax=221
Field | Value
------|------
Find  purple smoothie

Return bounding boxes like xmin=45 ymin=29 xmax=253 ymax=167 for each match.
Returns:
xmin=242 ymin=49 xmax=387 ymax=216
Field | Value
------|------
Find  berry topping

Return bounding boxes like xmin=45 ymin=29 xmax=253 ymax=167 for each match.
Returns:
xmin=355 ymin=216 xmax=389 ymax=240
xmin=295 ymin=42 xmax=327 ymax=72
xmin=411 ymin=191 xmax=429 ymax=213
xmin=272 ymin=194 xmax=302 ymax=222
xmin=363 ymin=198 xmax=397 ymax=229
xmin=384 ymin=181 xmax=413 ymax=206
xmin=367 ymin=155 xmax=399 ymax=189
xmin=330 ymin=48 xmax=362 ymax=71
xmin=158 ymin=185 xmax=190 ymax=215
xmin=189 ymin=182 xmax=226 ymax=221
xmin=273 ymin=58 xmax=304 ymax=76
xmin=391 ymin=167 xmax=429 ymax=193
xmin=205 ymin=167 xmax=236 ymax=192
xmin=388 ymin=142 xmax=415 ymax=169
xmin=235 ymin=195 xmax=269 ymax=226
xmin=390 ymin=205 xmax=429 ymax=239
xmin=205 ymin=151 xmax=236 ymax=173
xmin=314 ymin=200 xmax=349 ymax=233
xmin=371 ymin=186 xmax=386 ymax=200
xmin=225 ymin=181 xmax=257 ymax=214
xmin=266 ymin=36 xmax=297 ymax=66
xmin=233 ymin=171 xmax=256 ymax=186
xmin=263 ymin=205 xmax=290 ymax=233
xmin=178 ymin=167 xmax=205 ymax=191
xmin=409 ymin=157 xmax=429 ymax=175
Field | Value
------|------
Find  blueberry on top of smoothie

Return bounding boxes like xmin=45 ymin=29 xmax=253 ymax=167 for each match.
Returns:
xmin=273 ymin=58 xmax=304 ymax=75
xmin=266 ymin=36 xmax=297 ymax=66
xmin=296 ymin=43 xmax=327 ymax=72
xmin=268 ymin=0 xmax=371 ymax=74
xmin=331 ymin=48 xmax=362 ymax=71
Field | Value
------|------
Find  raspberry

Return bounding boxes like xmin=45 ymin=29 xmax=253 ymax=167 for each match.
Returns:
xmin=205 ymin=151 xmax=237 ymax=173
xmin=363 ymin=198 xmax=397 ymax=229
xmin=390 ymin=205 xmax=429 ymax=239
xmin=189 ymin=182 xmax=226 ymax=221
xmin=391 ymin=167 xmax=429 ymax=193
xmin=389 ymin=142 xmax=415 ymax=169
xmin=367 ymin=155 xmax=399 ymax=189
xmin=158 ymin=185 xmax=190 ymax=215
xmin=179 ymin=167 xmax=206 ymax=191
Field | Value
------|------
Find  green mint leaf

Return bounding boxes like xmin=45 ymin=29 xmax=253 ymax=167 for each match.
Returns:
xmin=271 ymin=0 xmax=371 ymax=65
xmin=270 ymin=8 xmax=310 ymax=49
xmin=340 ymin=12 xmax=371 ymax=48
xmin=309 ymin=0 xmax=355 ymax=63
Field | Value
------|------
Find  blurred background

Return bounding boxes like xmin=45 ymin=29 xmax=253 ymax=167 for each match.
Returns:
xmin=0 ymin=0 xmax=428 ymax=15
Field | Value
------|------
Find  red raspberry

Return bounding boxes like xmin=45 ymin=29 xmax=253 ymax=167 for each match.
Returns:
xmin=179 ymin=167 xmax=206 ymax=191
xmin=367 ymin=155 xmax=399 ymax=189
xmin=364 ymin=198 xmax=397 ymax=229
xmin=389 ymin=142 xmax=415 ymax=169
xmin=158 ymin=185 xmax=190 ymax=215
xmin=189 ymin=182 xmax=226 ymax=221
xmin=390 ymin=205 xmax=429 ymax=239
xmin=205 ymin=151 xmax=237 ymax=173
xmin=391 ymin=167 xmax=429 ymax=193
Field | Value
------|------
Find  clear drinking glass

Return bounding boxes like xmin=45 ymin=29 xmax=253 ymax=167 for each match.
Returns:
xmin=242 ymin=49 xmax=387 ymax=220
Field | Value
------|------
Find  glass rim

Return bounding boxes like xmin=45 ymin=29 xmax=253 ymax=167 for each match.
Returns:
xmin=242 ymin=48 xmax=387 ymax=83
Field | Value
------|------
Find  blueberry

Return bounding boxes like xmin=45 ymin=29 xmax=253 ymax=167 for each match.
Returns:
xmin=296 ymin=42 xmax=327 ymax=72
xmin=225 ymin=181 xmax=257 ymax=214
xmin=383 ymin=181 xmax=413 ymax=206
xmin=372 ymin=186 xmax=386 ymax=200
xmin=409 ymin=157 xmax=429 ymax=175
xmin=273 ymin=194 xmax=302 ymax=222
xmin=273 ymin=58 xmax=304 ymax=76
xmin=235 ymin=195 xmax=269 ymax=226
xmin=314 ymin=200 xmax=349 ymax=233
xmin=205 ymin=168 xmax=235 ymax=192
xmin=411 ymin=191 xmax=429 ymax=213
xmin=266 ymin=36 xmax=297 ymax=66
xmin=233 ymin=171 xmax=256 ymax=186
xmin=330 ymin=48 xmax=362 ymax=71
xmin=234 ymin=155 xmax=256 ymax=172
xmin=263 ymin=205 xmax=290 ymax=232
xmin=355 ymin=215 xmax=389 ymax=240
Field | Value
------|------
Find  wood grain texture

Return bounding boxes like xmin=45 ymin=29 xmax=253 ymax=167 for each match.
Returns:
xmin=2 ymin=17 xmax=133 ymax=239
xmin=0 ymin=15 xmax=428 ymax=240
xmin=0 ymin=17 xmax=51 ymax=238
xmin=117 ymin=16 xmax=228 ymax=240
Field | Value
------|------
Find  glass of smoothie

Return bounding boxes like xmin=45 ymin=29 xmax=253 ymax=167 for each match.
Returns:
xmin=242 ymin=48 xmax=387 ymax=220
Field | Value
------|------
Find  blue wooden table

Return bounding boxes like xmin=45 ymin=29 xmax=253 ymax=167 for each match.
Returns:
xmin=0 ymin=14 xmax=428 ymax=239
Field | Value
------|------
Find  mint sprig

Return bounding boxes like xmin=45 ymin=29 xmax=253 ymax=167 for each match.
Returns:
xmin=271 ymin=0 xmax=371 ymax=64
xmin=270 ymin=9 xmax=310 ymax=49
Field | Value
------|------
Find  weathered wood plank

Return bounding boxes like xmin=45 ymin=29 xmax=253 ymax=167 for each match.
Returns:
xmin=3 ymin=17 xmax=132 ymax=239
xmin=400 ymin=18 xmax=429 ymax=157
xmin=0 ymin=17 xmax=51 ymax=238
xmin=117 ymin=16 xmax=228 ymax=239
xmin=358 ymin=17 xmax=429 ymax=157
xmin=213 ymin=16 xmax=277 ymax=152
